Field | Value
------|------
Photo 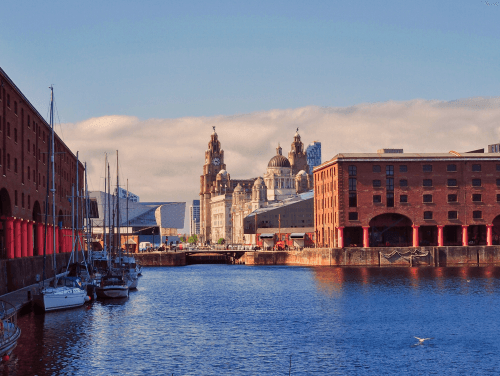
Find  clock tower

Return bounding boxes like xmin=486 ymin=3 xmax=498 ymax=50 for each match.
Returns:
xmin=200 ymin=127 xmax=226 ymax=243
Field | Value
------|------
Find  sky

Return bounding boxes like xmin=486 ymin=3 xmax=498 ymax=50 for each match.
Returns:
xmin=1 ymin=1 xmax=500 ymax=232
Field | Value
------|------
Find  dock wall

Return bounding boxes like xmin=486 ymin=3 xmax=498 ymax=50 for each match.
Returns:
xmin=243 ymin=246 xmax=500 ymax=267
xmin=134 ymin=252 xmax=185 ymax=266
xmin=0 ymin=253 xmax=81 ymax=296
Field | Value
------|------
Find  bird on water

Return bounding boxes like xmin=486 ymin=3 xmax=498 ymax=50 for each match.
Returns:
xmin=414 ymin=337 xmax=433 ymax=345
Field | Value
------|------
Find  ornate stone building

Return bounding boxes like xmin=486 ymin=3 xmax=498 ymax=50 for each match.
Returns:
xmin=200 ymin=128 xmax=314 ymax=244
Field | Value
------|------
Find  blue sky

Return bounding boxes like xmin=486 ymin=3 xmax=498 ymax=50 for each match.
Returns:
xmin=2 ymin=1 xmax=500 ymax=233
xmin=2 ymin=1 xmax=499 ymax=123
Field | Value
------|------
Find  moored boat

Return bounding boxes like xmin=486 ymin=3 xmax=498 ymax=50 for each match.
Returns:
xmin=34 ymin=276 xmax=89 ymax=312
xmin=0 ymin=300 xmax=21 ymax=362
xmin=96 ymin=274 xmax=129 ymax=299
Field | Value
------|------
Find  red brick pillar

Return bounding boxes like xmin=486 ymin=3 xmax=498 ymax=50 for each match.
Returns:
xmin=338 ymin=226 xmax=344 ymax=248
xmin=21 ymin=220 xmax=28 ymax=257
xmin=362 ymin=226 xmax=369 ymax=248
xmin=27 ymin=221 xmax=34 ymax=257
xmin=14 ymin=219 xmax=21 ymax=258
xmin=437 ymin=225 xmax=444 ymax=247
xmin=487 ymin=225 xmax=493 ymax=246
xmin=5 ymin=217 xmax=15 ymax=259
xmin=36 ymin=222 xmax=44 ymax=256
xmin=55 ymin=227 xmax=60 ymax=254
xmin=47 ymin=225 xmax=53 ymax=255
xmin=462 ymin=225 xmax=468 ymax=247
xmin=412 ymin=225 xmax=419 ymax=247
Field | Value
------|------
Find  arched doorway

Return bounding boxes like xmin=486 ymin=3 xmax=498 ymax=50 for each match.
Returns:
xmin=58 ymin=210 xmax=64 ymax=228
xmin=492 ymin=215 xmax=500 ymax=245
xmin=369 ymin=213 xmax=412 ymax=247
xmin=32 ymin=201 xmax=42 ymax=223
xmin=0 ymin=188 xmax=12 ymax=259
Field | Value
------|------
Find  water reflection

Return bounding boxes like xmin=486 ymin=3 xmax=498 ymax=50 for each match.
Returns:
xmin=312 ymin=266 xmax=500 ymax=296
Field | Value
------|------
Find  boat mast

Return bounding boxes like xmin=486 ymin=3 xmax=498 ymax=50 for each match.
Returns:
xmin=75 ymin=152 xmax=79 ymax=263
xmin=50 ymin=86 xmax=57 ymax=276
xmin=116 ymin=150 xmax=121 ymax=264
xmin=126 ymin=178 xmax=129 ymax=256
xmin=103 ymin=153 xmax=107 ymax=255
xmin=108 ymin=162 xmax=111 ymax=267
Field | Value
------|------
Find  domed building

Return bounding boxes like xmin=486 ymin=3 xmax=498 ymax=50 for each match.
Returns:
xmin=264 ymin=145 xmax=296 ymax=201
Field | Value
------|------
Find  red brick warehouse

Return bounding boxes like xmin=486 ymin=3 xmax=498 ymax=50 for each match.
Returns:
xmin=0 ymin=67 xmax=85 ymax=259
xmin=314 ymin=149 xmax=500 ymax=248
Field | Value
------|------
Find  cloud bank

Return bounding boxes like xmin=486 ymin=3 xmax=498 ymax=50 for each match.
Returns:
xmin=59 ymin=97 xmax=500 ymax=227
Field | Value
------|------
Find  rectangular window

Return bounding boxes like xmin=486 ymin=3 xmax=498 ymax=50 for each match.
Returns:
xmin=472 ymin=179 xmax=481 ymax=187
xmin=472 ymin=194 xmax=482 ymax=202
xmin=497 ymin=194 xmax=500 ymax=202
xmin=373 ymin=195 xmax=381 ymax=203
xmin=497 ymin=164 xmax=500 ymax=171
xmin=348 ymin=178 xmax=357 ymax=191
xmin=14 ymin=128 xmax=17 ymax=143
xmin=447 ymin=164 xmax=457 ymax=172
xmin=386 ymin=178 xmax=394 ymax=191
xmin=400 ymin=195 xmax=408 ymax=203
xmin=27 ymin=166 xmax=30 ymax=180
xmin=7 ymin=122 xmax=10 ymax=137
xmin=424 ymin=211 xmax=433 ymax=220
xmin=348 ymin=212 xmax=358 ymax=221
xmin=448 ymin=194 xmax=457 ymax=202
xmin=387 ymin=193 xmax=394 ymax=207
xmin=28 ymin=195 xmax=30 ymax=209
xmin=14 ymin=190 xmax=17 ymax=206
xmin=447 ymin=179 xmax=457 ymax=187
xmin=373 ymin=180 xmax=381 ymax=188
xmin=472 ymin=164 xmax=481 ymax=172
xmin=423 ymin=179 xmax=432 ymax=187
xmin=448 ymin=211 xmax=458 ymax=220
xmin=423 ymin=194 xmax=433 ymax=203
xmin=497 ymin=179 xmax=500 ymax=187
xmin=373 ymin=165 xmax=381 ymax=173
xmin=348 ymin=165 xmax=357 ymax=176
xmin=21 ymin=193 xmax=24 ymax=208
xmin=473 ymin=211 xmax=482 ymax=219
xmin=349 ymin=192 xmax=357 ymax=207
xmin=399 ymin=165 xmax=407 ymax=173
xmin=386 ymin=165 xmax=394 ymax=176
xmin=423 ymin=164 xmax=432 ymax=172
xmin=399 ymin=179 xmax=408 ymax=187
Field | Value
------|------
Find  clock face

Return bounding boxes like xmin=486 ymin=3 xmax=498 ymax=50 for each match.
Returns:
xmin=212 ymin=157 xmax=221 ymax=166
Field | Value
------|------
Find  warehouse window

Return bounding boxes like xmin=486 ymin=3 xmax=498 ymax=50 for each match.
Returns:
xmin=424 ymin=211 xmax=433 ymax=220
xmin=472 ymin=194 xmax=482 ymax=202
xmin=348 ymin=212 xmax=358 ymax=221
xmin=447 ymin=164 xmax=457 ymax=172
xmin=373 ymin=179 xmax=381 ymax=188
xmin=373 ymin=165 xmax=381 ymax=173
xmin=399 ymin=165 xmax=407 ymax=173
xmin=423 ymin=179 xmax=432 ymax=187
xmin=448 ymin=194 xmax=457 ymax=203
xmin=472 ymin=179 xmax=481 ymax=187
xmin=423 ymin=194 xmax=433 ymax=203
xmin=423 ymin=164 xmax=432 ymax=172
xmin=448 ymin=211 xmax=458 ymax=220
xmin=473 ymin=211 xmax=482 ymax=219
xmin=348 ymin=165 xmax=357 ymax=176
xmin=387 ymin=193 xmax=394 ymax=207
xmin=400 ymin=179 xmax=408 ymax=187
xmin=447 ymin=179 xmax=457 ymax=187
xmin=386 ymin=165 xmax=394 ymax=176
xmin=472 ymin=164 xmax=481 ymax=172
xmin=373 ymin=195 xmax=381 ymax=203
xmin=400 ymin=195 xmax=408 ymax=203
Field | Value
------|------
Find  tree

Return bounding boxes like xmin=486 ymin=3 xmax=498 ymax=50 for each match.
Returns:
xmin=180 ymin=236 xmax=185 ymax=243
xmin=218 ymin=237 xmax=225 ymax=244
xmin=188 ymin=234 xmax=198 ymax=244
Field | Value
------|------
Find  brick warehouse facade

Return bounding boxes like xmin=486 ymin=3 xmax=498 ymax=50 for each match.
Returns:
xmin=0 ymin=67 xmax=84 ymax=259
xmin=314 ymin=151 xmax=500 ymax=249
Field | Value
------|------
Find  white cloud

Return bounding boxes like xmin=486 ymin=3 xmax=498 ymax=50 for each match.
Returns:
xmin=59 ymin=97 xmax=500 ymax=231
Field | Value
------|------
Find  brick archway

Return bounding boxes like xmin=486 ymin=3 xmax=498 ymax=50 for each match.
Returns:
xmin=369 ymin=213 xmax=412 ymax=247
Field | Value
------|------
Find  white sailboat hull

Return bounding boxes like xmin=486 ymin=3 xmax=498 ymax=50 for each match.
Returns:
xmin=34 ymin=287 xmax=87 ymax=312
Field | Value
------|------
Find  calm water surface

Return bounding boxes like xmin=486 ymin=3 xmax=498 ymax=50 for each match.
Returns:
xmin=4 ymin=265 xmax=500 ymax=375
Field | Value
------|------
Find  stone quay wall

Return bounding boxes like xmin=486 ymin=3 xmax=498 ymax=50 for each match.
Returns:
xmin=134 ymin=252 xmax=185 ymax=267
xmin=0 ymin=253 xmax=81 ymax=296
xmin=243 ymin=246 xmax=500 ymax=267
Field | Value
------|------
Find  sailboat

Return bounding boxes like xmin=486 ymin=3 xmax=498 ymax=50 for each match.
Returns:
xmin=96 ymin=151 xmax=129 ymax=299
xmin=33 ymin=86 xmax=89 ymax=312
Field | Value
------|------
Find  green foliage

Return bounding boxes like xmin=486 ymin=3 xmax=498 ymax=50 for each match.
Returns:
xmin=217 ymin=237 xmax=225 ymax=244
xmin=179 ymin=236 xmax=185 ymax=242
xmin=188 ymin=234 xmax=198 ymax=244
